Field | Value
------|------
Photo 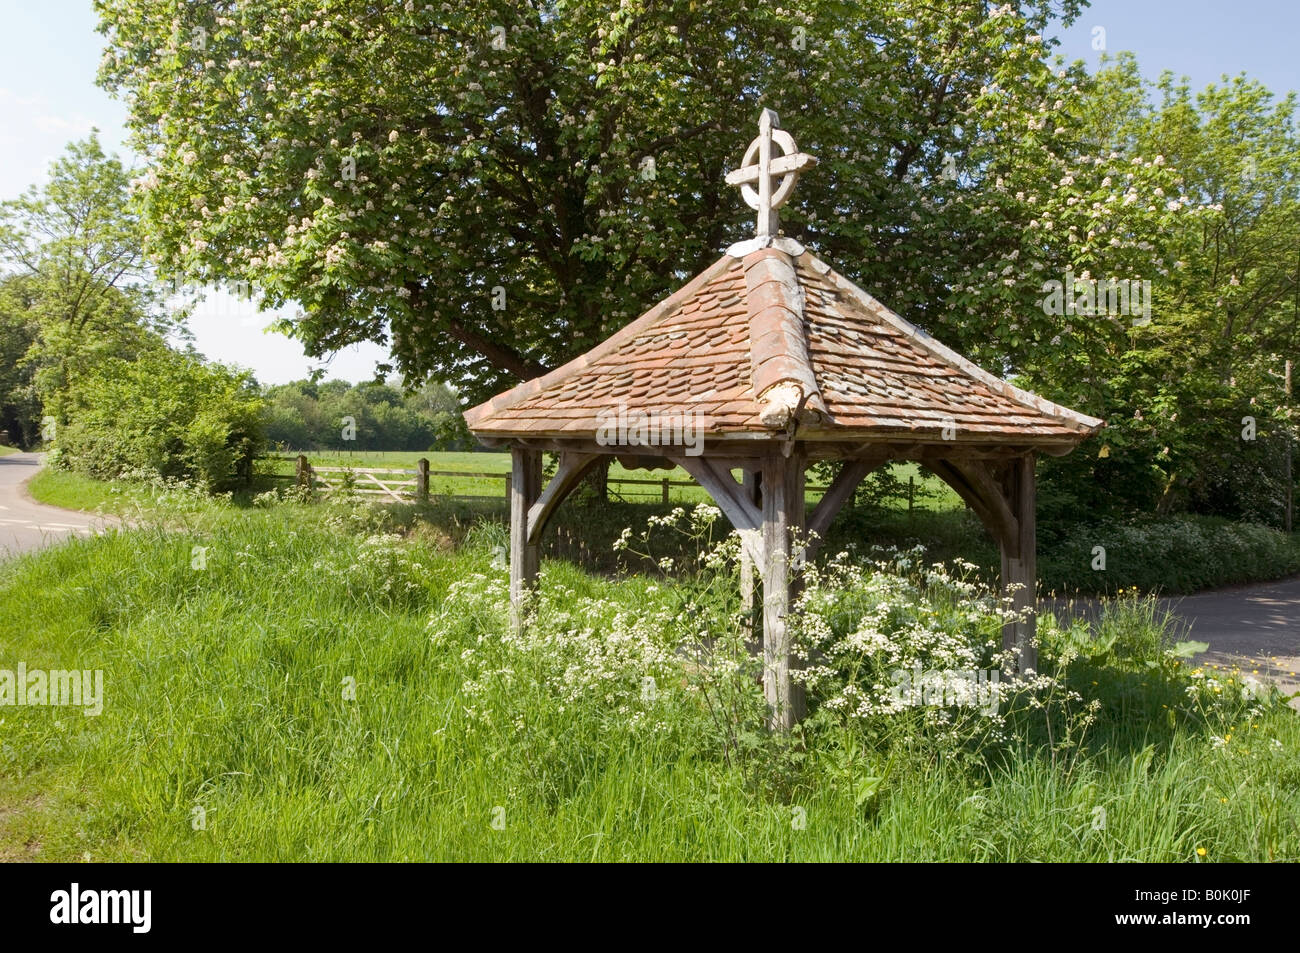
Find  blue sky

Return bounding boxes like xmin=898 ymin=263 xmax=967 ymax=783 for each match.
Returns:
xmin=1 ymin=0 xmax=1296 ymax=384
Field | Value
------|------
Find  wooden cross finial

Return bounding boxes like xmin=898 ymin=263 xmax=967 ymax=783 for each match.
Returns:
xmin=725 ymin=109 xmax=817 ymax=239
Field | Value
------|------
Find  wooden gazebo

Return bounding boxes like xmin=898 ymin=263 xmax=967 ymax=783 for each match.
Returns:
xmin=466 ymin=110 xmax=1103 ymax=729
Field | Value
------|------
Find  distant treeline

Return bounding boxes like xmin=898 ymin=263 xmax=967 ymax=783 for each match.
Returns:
xmin=261 ymin=378 xmax=472 ymax=453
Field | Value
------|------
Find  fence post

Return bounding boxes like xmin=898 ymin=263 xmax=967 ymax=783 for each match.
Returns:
xmin=661 ymin=478 xmax=669 ymax=504
xmin=504 ymin=473 xmax=512 ymax=505
xmin=296 ymin=454 xmax=310 ymax=488
xmin=417 ymin=458 xmax=430 ymax=502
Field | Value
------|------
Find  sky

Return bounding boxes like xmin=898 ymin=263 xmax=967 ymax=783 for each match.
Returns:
xmin=1 ymin=0 xmax=1297 ymax=384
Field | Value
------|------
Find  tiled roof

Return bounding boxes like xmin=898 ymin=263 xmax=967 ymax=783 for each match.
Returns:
xmin=465 ymin=246 xmax=1103 ymax=447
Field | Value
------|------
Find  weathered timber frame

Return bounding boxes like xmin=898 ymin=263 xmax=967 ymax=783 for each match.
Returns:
xmin=500 ymin=435 xmax=1045 ymax=731
xmin=470 ymin=111 xmax=1102 ymax=732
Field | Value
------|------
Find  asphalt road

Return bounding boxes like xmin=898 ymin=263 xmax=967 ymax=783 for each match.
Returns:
xmin=0 ymin=453 xmax=114 ymax=559
xmin=1159 ymin=579 xmax=1300 ymax=700
xmin=1051 ymin=578 xmax=1300 ymax=702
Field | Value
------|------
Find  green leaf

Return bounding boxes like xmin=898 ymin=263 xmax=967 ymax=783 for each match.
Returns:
xmin=855 ymin=776 xmax=884 ymax=808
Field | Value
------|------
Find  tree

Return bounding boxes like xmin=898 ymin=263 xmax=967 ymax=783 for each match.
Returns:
xmin=0 ymin=133 xmax=183 ymax=427
xmin=0 ymin=275 xmax=41 ymax=446
xmin=98 ymin=0 xmax=1197 ymax=408
xmin=1029 ymin=56 xmax=1300 ymax=522
xmin=260 ymin=377 xmax=469 ymax=450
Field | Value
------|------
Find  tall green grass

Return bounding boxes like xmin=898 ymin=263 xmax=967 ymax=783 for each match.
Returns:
xmin=0 ymin=498 xmax=1295 ymax=861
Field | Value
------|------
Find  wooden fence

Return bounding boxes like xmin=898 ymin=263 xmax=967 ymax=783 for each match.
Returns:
xmin=283 ymin=455 xmax=836 ymax=504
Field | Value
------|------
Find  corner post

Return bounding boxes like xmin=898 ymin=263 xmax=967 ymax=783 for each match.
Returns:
xmin=761 ymin=448 xmax=806 ymax=730
xmin=1000 ymin=453 xmax=1038 ymax=674
xmin=509 ymin=447 xmax=542 ymax=628
xmin=739 ymin=468 xmax=762 ymax=637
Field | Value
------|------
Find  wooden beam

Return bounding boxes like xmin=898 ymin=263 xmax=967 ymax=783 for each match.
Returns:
xmin=526 ymin=452 xmax=600 ymax=545
xmin=928 ymin=458 xmax=1018 ymax=550
xmin=509 ymin=448 xmax=543 ymax=628
xmin=805 ymin=457 xmax=877 ymax=559
xmin=761 ymin=448 xmax=806 ymax=730
xmin=677 ymin=456 xmax=765 ymax=567
xmin=931 ymin=455 xmax=1038 ymax=673
xmin=961 ymin=459 xmax=1021 ymax=556
xmin=1001 ymin=453 xmax=1038 ymax=673
xmin=739 ymin=468 xmax=761 ymax=646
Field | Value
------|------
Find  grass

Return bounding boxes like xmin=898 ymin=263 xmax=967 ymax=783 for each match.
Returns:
xmin=25 ymin=468 xmax=147 ymax=515
xmin=28 ymin=456 xmax=1300 ymax=596
xmin=0 ymin=493 xmax=1296 ymax=861
xmin=0 ymin=444 xmax=18 ymax=457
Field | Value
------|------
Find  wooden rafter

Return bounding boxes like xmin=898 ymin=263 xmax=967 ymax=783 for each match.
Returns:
xmin=805 ymin=457 xmax=879 ymax=559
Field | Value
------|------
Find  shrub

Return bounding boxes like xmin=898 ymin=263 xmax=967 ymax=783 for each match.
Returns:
xmin=1040 ymin=514 xmax=1300 ymax=594
xmin=53 ymin=348 xmax=264 ymax=491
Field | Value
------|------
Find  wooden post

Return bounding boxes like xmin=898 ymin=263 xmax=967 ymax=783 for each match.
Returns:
xmin=739 ymin=469 xmax=762 ymax=643
xmin=999 ymin=454 xmax=1038 ymax=674
xmin=509 ymin=448 xmax=542 ymax=628
xmin=296 ymin=454 xmax=310 ymax=488
xmin=661 ymin=478 xmax=670 ymax=504
xmin=761 ymin=449 xmax=805 ymax=730
xmin=417 ymin=458 xmax=430 ymax=502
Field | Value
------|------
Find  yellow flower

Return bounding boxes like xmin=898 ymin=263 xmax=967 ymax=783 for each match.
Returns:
xmin=1196 ymin=847 xmax=1207 ymax=856
xmin=1220 ymin=797 xmax=1227 ymax=803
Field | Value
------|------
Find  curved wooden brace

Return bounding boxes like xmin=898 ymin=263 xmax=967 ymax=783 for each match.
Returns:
xmin=526 ymin=452 xmax=602 ymax=545
xmin=677 ymin=456 xmax=766 ymax=567
xmin=928 ymin=458 xmax=1018 ymax=551
xmin=805 ymin=456 xmax=883 ymax=560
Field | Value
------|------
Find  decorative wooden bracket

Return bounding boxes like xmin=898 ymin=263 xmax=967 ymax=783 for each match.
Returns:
xmin=930 ymin=455 xmax=1038 ymax=673
xmin=677 ymin=456 xmax=766 ymax=567
xmin=928 ymin=458 xmax=1018 ymax=550
xmin=526 ymin=452 xmax=601 ymax=545
xmin=804 ymin=457 xmax=879 ymax=560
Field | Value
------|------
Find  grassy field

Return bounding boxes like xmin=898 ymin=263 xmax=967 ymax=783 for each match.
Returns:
xmin=25 ymin=468 xmax=149 ymax=515
xmin=0 ymin=491 xmax=1295 ymax=861
xmin=0 ymin=444 xmax=18 ymax=457
xmin=28 ymin=455 xmax=1300 ymax=596
xmin=264 ymin=450 xmax=964 ymax=509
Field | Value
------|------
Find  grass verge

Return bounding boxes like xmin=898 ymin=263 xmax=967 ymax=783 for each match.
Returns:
xmin=27 ymin=462 xmax=1300 ymax=596
xmin=0 ymin=495 xmax=1295 ymax=861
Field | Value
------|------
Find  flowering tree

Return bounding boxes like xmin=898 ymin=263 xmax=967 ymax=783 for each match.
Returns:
xmin=96 ymin=0 xmax=1186 ymax=408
